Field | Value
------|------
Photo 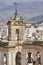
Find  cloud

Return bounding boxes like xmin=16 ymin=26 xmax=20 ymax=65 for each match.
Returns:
xmin=0 ymin=0 xmax=43 ymax=4
xmin=0 ymin=0 xmax=43 ymax=23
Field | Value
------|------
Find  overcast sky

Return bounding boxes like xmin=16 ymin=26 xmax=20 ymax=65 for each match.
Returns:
xmin=0 ymin=0 xmax=43 ymax=23
xmin=0 ymin=0 xmax=43 ymax=4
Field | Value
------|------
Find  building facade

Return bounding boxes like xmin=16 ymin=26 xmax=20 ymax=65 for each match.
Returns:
xmin=0 ymin=17 xmax=43 ymax=65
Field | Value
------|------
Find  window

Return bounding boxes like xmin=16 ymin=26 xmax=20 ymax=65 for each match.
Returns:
xmin=27 ymin=52 xmax=33 ymax=63
xmin=36 ymin=52 xmax=41 ymax=64
xmin=27 ymin=29 xmax=29 ymax=35
xmin=3 ymin=54 xmax=7 ymax=65
xmin=26 ymin=28 xmax=29 ymax=37
xmin=32 ymin=33 xmax=36 ymax=37
xmin=16 ymin=29 xmax=19 ymax=35
xmin=15 ymin=52 xmax=21 ymax=65
xmin=16 ymin=29 xmax=19 ymax=40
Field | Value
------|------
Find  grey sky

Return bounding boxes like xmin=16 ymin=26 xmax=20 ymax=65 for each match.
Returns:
xmin=0 ymin=0 xmax=43 ymax=4
xmin=0 ymin=0 xmax=43 ymax=23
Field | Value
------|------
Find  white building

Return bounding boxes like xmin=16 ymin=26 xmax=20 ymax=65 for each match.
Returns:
xmin=26 ymin=22 xmax=43 ymax=41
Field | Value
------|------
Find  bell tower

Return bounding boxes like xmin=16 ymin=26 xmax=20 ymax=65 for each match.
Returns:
xmin=7 ymin=16 xmax=25 ymax=47
xmin=7 ymin=3 xmax=25 ymax=47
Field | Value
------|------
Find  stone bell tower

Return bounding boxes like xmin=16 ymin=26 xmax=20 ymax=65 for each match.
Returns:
xmin=7 ymin=16 xmax=25 ymax=47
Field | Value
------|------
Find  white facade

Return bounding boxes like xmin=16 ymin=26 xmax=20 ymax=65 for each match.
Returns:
xmin=26 ymin=22 xmax=43 ymax=41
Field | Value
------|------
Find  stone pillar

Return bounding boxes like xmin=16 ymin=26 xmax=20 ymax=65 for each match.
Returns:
xmin=7 ymin=50 xmax=17 ymax=65
xmin=0 ymin=51 xmax=3 ymax=65
xmin=13 ymin=51 xmax=16 ymax=65
xmin=8 ymin=52 xmax=11 ymax=65
xmin=41 ymin=50 xmax=43 ymax=65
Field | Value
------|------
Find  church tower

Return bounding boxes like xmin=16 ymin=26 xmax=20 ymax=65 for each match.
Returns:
xmin=7 ymin=16 xmax=25 ymax=47
xmin=7 ymin=3 xmax=25 ymax=47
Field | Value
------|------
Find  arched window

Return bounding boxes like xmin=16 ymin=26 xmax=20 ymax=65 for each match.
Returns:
xmin=16 ymin=29 xmax=19 ymax=40
xmin=16 ymin=29 xmax=19 ymax=35
xmin=27 ymin=52 xmax=33 ymax=63
xmin=36 ymin=52 xmax=41 ymax=65
xmin=15 ymin=52 xmax=21 ymax=65
xmin=3 ymin=54 xmax=7 ymax=65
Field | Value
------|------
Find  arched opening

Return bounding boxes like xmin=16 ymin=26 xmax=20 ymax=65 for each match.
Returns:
xmin=36 ymin=51 xmax=41 ymax=65
xmin=16 ymin=29 xmax=19 ymax=40
xmin=16 ymin=29 xmax=19 ymax=35
xmin=27 ymin=52 xmax=33 ymax=63
xmin=15 ymin=51 xmax=21 ymax=65
xmin=3 ymin=54 xmax=7 ymax=65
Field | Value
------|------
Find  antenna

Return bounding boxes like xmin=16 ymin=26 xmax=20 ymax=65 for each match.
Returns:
xmin=13 ymin=3 xmax=18 ymax=19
